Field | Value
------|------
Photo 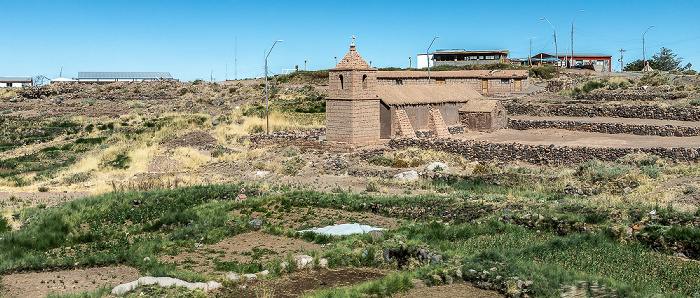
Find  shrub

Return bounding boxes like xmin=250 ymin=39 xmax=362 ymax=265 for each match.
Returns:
xmin=689 ymin=98 xmax=700 ymax=107
xmin=530 ymin=66 xmax=557 ymax=79
xmin=366 ymin=180 xmax=380 ymax=192
xmin=0 ymin=216 xmax=10 ymax=233
xmin=576 ymin=159 xmax=629 ymax=183
xmin=62 ymin=172 xmax=91 ymax=185
xmin=106 ymin=153 xmax=131 ymax=169
xmin=582 ymin=80 xmax=605 ymax=93
xmin=641 ymin=165 xmax=661 ymax=178
xmin=639 ymin=71 xmax=668 ymax=86
xmin=391 ymin=158 xmax=409 ymax=168
xmin=38 ymin=186 xmax=50 ymax=192
xmin=282 ymin=156 xmax=306 ymax=176
xmin=368 ymin=156 xmax=392 ymax=167
xmin=283 ymin=147 xmax=300 ymax=157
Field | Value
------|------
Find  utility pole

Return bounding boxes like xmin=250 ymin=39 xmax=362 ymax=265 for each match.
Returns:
xmin=426 ymin=36 xmax=439 ymax=84
xmin=210 ymin=69 xmax=213 ymax=82
xmin=571 ymin=10 xmax=585 ymax=68
xmin=409 ymin=57 xmax=412 ymax=69
xmin=528 ymin=37 xmax=536 ymax=66
xmin=304 ymin=60 xmax=307 ymax=71
xmin=265 ymin=40 xmax=283 ymax=134
xmin=618 ymin=49 xmax=626 ymax=71
xmin=334 ymin=57 xmax=337 ymax=65
xmin=643 ymin=25 xmax=654 ymax=71
xmin=541 ymin=17 xmax=558 ymax=71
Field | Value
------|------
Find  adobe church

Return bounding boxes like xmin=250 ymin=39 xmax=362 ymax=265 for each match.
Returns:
xmin=326 ymin=41 xmax=508 ymax=144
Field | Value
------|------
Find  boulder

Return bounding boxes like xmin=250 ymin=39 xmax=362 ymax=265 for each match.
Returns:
xmin=295 ymin=255 xmax=314 ymax=269
xmin=393 ymin=170 xmax=419 ymax=181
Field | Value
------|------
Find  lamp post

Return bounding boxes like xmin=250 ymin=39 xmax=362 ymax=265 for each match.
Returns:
xmin=643 ymin=25 xmax=654 ymax=71
xmin=541 ymin=17 xmax=558 ymax=70
xmin=571 ymin=9 xmax=584 ymax=68
xmin=265 ymin=39 xmax=283 ymax=134
xmin=427 ymin=36 xmax=439 ymax=84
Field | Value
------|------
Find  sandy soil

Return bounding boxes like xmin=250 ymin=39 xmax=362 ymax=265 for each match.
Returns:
xmin=1 ymin=265 xmax=139 ymax=298
xmin=400 ymin=282 xmax=504 ymax=298
xmin=456 ymin=128 xmax=700 ymax=148
xmin=159 ymin=231 xmax=323 ymax=274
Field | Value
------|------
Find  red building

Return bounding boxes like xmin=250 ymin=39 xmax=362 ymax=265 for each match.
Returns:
xmin=533 ymin=53 xmax=612 ymax=72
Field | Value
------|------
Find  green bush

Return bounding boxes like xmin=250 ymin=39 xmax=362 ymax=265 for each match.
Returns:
xmin=582 ymin=80 xmax=605 ymax=93
xmin=689 ymin=98 xmax=700 ymax=106
xmin=0 ymin=216 xmax=10 ymax=234
xmin=530 ymin=66 xmax=557 ymax=79
xmin=576 ymin=159 xmax=629 ymax=183
xmin=106 ymin=153 xmax=131 ymax=169
xmin=641 ymin=165 xmax=661 ymax=178
xmin=38 ymin=186 xmax=50 ymax=192
xmin=639 ymin=71 xmax=668 ymax=86
xmin=368 ymin=155 xmax=392 ymax=167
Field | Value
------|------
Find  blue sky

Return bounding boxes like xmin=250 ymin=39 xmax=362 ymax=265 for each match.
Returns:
xmin=2 ymin=0 xmax=699 ymax=82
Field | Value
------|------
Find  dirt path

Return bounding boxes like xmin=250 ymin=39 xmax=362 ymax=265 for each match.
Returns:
xmin=455 ymin=128 xmax=700 ymax=148
xmin=1 ymin=265 xmax=139 ymax=298
xmin=400 ymin=282 xmax=504 ymax=298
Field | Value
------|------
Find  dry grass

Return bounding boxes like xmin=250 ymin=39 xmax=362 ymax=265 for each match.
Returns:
xmin=0 ymin=89 xmax=17 ymax=100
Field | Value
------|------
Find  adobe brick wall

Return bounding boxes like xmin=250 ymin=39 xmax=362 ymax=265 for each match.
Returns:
xmin=326 ymin=99 xmax=380 ymax=142
xmin=328 ymin=70 xmax=377 ymax=100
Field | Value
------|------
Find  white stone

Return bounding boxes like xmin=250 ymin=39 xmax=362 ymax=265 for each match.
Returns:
xmin=111 ymin=277 xmax=221 ymax=295
xmin=243 ymin=273 xmax=258 ymax=279
xmin=319 ymin=258 xmax=328 ymax=268
xmin=295 ymin=255 xmax=314 ymax=269
xmin=426 ymin=162 xmax=448 ymax=172
xmin=225 ymin=272 xmax=241 ymax=280
xmin=258 ymin=270 xmax=270 ymax=276
xmin=393 ymin=170 xmax=419 ymax=181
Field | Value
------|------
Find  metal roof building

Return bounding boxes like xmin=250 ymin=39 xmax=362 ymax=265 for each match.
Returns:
xmin=77 ymin=72 xmax=175 ymax=82
xmin=0 ymin=77 xmax=33 ymax=88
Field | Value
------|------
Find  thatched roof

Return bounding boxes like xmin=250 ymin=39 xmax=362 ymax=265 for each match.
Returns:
xmin=333 ymin=44 xmax=373 ymax=70
xmin=376 ymin=70 xmax=528 ymax=79
xmin=458 ymin=100 xmax=503 ymax=112
xmin=376 ymin=84 xmax=483 ymax=106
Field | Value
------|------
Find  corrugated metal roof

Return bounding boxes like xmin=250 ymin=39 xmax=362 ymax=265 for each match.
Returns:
xmin=376 ymin=84 xmax=483 ymax=106
xmin=377 ymin=70 xmax=528 ymax=79
xmin=0 ymin=77 xmax=32 ymax=82
xmin=540 ymin=53 xmax=611 ymax=58
xmin=78 ymin=72 xmax=173 ymax=79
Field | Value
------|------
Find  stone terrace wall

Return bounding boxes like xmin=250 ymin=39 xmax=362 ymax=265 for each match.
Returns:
xmin=249 ymin=129 xmax=325 ymax=150
xmin=388 ymin=138 xmax=700 ymax=165
xmin=509 ymin=119 xmax=700 ymax=137
xmin=577 ymin=88 xmax=690 ymax=101
xmin=504 ymin=102 xmax=700 ymax=121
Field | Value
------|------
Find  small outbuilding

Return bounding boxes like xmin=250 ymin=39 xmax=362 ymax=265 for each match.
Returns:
xmin=0 ymin=77 xmax=33 ymax=88
xmin=458 ymin=100 xmax=507 ymax=132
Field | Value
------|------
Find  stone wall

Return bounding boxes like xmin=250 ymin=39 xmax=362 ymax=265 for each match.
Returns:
xmin=388 ymin=138 xmax=700 ymax=165
xmin=577 ymin=87 xmax=690 ymax=101
xmin=504 ymin=102 xmax=700 ymax=121
xmin=509 ymin=119 xmax=700 ymax=137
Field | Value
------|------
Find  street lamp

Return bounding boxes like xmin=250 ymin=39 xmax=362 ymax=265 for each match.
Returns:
xmin=541 ymin=17 xmax=558 ymax=70
xmin=571 ymin=9 xmax=584 ymax=67
xmin=265 ymin=39 xmax=283 ymax=134
xmin=643 ymin=25 xmax=655 ymax=71
xmin=427 ymin=36 xmax=439 ymax=84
